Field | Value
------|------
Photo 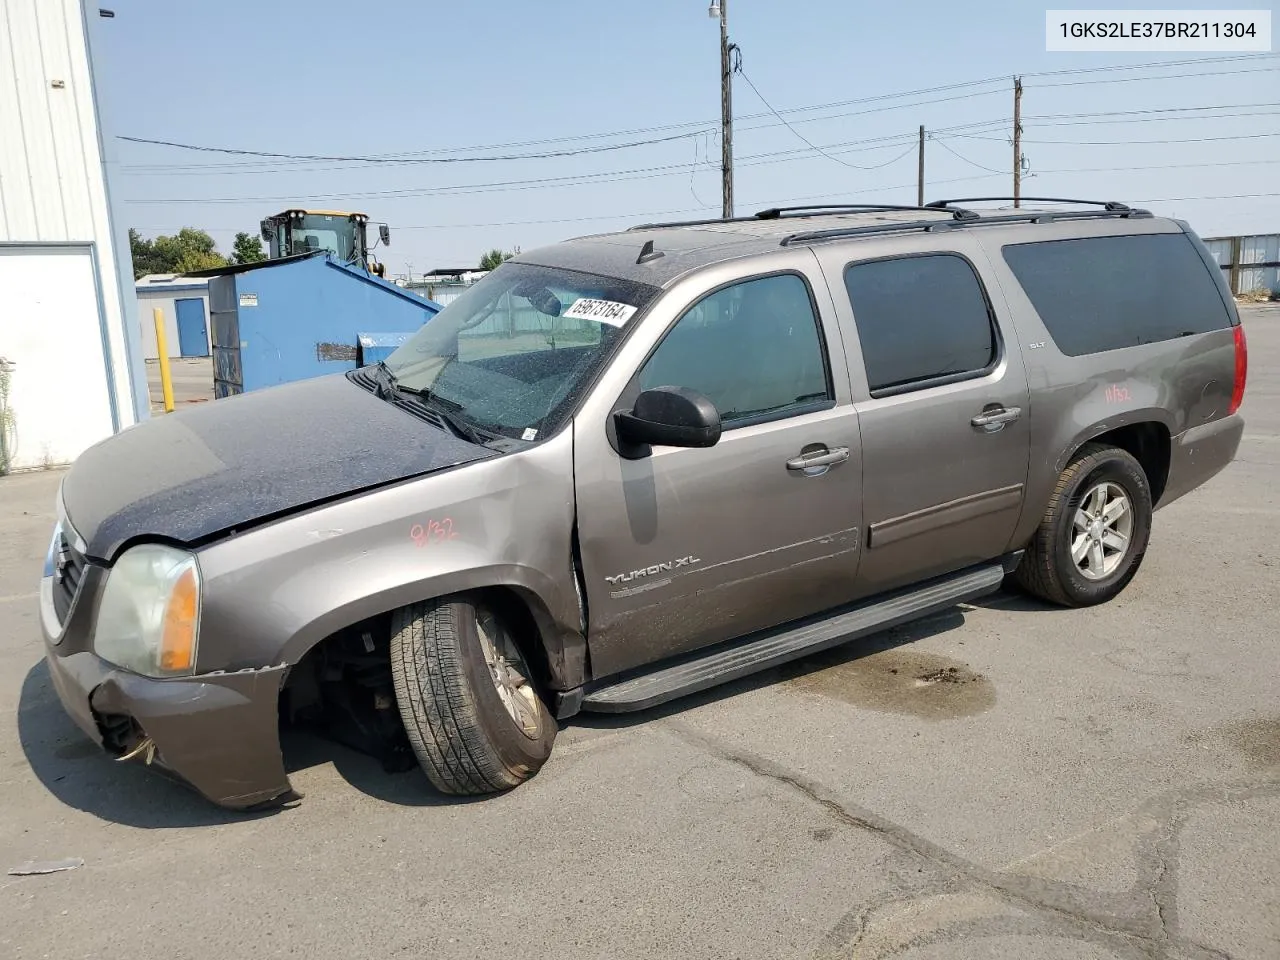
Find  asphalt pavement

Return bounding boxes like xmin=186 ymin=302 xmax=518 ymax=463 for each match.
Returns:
xmin=145 ymin=356 xmax=214 ymax=413
xmin=2 ymin=305 xmax=1277 ymax=960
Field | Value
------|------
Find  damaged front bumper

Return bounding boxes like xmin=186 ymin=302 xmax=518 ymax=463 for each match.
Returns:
xmin=39 ymin=560 xmax=296 ymax=811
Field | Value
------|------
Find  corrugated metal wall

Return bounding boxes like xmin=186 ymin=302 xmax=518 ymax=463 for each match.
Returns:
xmin=1202 ymin=234 xmax=1280 ymax=296
xmin=1238 ymin=234 xmax=1280 ymax=295
xmin=0 ymin=0 xmax=144 ymax=470
xmin=0 ymin=0 xmax=100 ymax=241
xmin=1203 ymin=238 xmax=1232 ymax=269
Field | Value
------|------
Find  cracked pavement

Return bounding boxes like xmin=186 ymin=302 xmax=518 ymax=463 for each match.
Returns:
xmin=1 ymin=304 xmax=1277 ymax=959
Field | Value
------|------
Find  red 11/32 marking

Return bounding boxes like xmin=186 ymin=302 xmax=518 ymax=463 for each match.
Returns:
xmin=410 ymin=518 xmax=458 ymax=548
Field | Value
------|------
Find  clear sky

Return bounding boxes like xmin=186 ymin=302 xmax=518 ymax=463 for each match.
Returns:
xmin=96 ymin=0 xmax=1279 ymax=276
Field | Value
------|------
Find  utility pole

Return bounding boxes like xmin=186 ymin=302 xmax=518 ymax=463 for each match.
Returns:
xmin=1013 ymin=76 xmax=1023 ymax=208
xmin=711 ymin=0 xmax=734 ymax=218
xmin=917 ymin=125 xmax=925 ymax=206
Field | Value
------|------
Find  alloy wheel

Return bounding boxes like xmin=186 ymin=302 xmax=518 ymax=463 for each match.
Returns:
xmin=1071 ymin=480 xmax=1134 ymax=581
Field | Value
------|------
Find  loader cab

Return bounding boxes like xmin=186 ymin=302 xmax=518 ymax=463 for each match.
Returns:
xmin=259 ymin=209 xmax=390 ymax=276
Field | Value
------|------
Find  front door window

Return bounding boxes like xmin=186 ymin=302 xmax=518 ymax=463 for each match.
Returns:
xmin=638 ymin=273 xmax=832 ymax=425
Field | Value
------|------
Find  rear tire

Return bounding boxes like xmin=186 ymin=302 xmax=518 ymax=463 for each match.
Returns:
xmin=389 ymin=595 xmax=556 ymax=795
xmin=1013 ymin=442 xmax=1152 ymax=607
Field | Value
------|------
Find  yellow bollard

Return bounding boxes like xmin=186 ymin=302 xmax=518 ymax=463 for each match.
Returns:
xmin=153 ymin=307 xmax=175 ymax=413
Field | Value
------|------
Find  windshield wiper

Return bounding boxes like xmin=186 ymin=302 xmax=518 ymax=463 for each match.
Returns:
xmin=391 ymin=383 xmax=486 ymax=444
xmin=367 ymin=360 xmax=399 ymax=401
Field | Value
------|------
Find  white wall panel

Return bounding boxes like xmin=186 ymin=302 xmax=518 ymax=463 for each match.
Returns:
xmin=0 ymin=246 xmax=114 ymax=469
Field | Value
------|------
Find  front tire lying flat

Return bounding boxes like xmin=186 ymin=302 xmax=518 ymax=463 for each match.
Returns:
xmin=389 ymin=596 xmax=556 ymax=795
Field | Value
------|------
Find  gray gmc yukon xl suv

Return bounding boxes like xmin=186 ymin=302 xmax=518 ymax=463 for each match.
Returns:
xmin=38 ymin=199 xmax=1247 ymax=809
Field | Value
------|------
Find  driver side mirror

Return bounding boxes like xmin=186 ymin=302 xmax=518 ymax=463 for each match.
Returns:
xmin=259 ymin=219 xmax=273 ymax=243
xmin=614 ymin=385 xmax=721 ymax=458
xmin=379 ymin=224 xmax=391 ymax=246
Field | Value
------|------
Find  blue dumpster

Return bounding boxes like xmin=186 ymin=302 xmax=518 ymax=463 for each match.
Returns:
xmin=206 ymin=252 xmax=441 ymax=397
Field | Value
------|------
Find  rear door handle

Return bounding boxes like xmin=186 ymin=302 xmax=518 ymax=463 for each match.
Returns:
xmin=970 ymin=406 xmax=1022 ymax=432
xmin=786 ymin=446 xmax=850 ymax=471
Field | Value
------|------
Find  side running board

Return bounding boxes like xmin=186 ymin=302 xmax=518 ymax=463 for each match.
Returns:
xmin=579 ymin=562 xmax=1005 ymax=713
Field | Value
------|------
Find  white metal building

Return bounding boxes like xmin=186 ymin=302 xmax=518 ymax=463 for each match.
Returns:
xmin=0 ymin=0 xmax=146 ymax=473
xmin=136 ymin=274 xmax=211 ymax=359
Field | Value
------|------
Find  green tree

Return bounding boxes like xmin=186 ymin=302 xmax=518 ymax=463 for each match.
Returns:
xmin=231 ymin=231 xmax=267 ymax=265
xmin=479 ymin=248 xmax=515 ymax=271
xmin=129 ymin=228 xmax=168 ymax=279
xmin=128 ymin=227 xmax=228 ymax=278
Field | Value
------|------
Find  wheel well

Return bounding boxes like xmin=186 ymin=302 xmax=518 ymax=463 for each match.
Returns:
xmin=1082 ymin=422 xmax=1171 ymax=504
xmin=278 ymin=587 xmax=554 ymax=770
xmin=471 ymin=586 xmax=555 ymax=694
xmin=281 ymin=588 xmax=554 ymax=723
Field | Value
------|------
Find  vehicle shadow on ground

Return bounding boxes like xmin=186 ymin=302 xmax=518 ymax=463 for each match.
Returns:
xmin=571 ymin=603 xmax=973 ymax=731
xmin=16 ymin=660 xmax=279 ymax=828
xmin=17 ymin=660 xmax=485 ymax=820
xmin=965 ymin=584 xmax=1065 ymax=614
xmin=279 ymin=728 xmax=492 ymax=809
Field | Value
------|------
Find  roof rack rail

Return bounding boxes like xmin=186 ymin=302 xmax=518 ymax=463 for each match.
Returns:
xmin=780 ymin=207 xmax=1153 ymax=247
xmin=925 ymin=196 xmax=1133 ymax=212
xmin=628 ymin=213 xmax=760 ymax=231
xmin=630 ymin=202 xmax=979 ymax=232
xmin=753 ymin=203 xmax=977 ymax=221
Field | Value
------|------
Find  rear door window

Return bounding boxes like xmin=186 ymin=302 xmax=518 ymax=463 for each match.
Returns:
xmin=842 ymin=254 xmax=998 ymax=396
xmin=1001 ymin=233 xmax=1234 ymax=356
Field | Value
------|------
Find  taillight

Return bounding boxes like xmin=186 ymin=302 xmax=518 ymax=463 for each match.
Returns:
xmin=1228 ymin=324 xmax=1248 ymax=415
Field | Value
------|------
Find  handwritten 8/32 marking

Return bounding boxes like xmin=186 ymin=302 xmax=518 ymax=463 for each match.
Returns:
xmin=410 ymin=518 xmax=459 ymax=548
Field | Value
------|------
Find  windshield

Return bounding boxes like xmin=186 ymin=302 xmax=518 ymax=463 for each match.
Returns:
xmin=292 ymin=214 xmax=360 ymax=261
xmin=382 ymin=261 xmax=660 ymax=441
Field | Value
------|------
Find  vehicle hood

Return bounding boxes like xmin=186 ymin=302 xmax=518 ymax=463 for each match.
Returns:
xmin=61 ymin=374 xmax=497 ymax=560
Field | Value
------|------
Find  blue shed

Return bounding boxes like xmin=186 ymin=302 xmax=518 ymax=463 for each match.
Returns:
xmin=204 ymin=252 xmax=441 ymax=397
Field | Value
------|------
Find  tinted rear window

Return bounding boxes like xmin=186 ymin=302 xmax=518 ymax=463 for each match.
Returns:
xmin=1001 ymin=233 xmax=1233 ymax=356
xmin=843 ymin=254 xmax=997 ymax=394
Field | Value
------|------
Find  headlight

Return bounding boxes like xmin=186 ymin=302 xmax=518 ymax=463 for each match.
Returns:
xmin=94 ymin=544 xmax=201 ymax=677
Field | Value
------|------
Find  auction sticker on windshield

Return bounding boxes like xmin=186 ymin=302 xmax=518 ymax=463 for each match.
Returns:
xmin=562 ymin=298 xmax=637 ymax=326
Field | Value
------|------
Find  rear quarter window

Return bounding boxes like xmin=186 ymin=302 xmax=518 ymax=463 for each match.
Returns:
xmin=1001 ymin=233 xmax=1234 ymax=356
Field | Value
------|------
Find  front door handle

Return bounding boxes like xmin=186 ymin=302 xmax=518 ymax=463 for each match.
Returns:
xmin=786 ymin=446 xmax=850 ymax=472
xmin=970 ymin=406 xmax=1022 ymax=433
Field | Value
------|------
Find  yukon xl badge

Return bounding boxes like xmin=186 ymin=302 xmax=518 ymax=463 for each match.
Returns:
xmin=605 ymin=555 xmax=701 ymax=585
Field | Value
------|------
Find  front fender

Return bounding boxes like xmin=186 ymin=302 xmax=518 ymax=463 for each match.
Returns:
xmin=192 ymin=430 xmax=583 ymax=686
xmin=277 ymin=562 xmax=586 ymax=690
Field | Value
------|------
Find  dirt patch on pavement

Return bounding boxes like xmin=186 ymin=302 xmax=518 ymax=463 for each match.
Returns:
xmin=784 ymin=647 xmax=995 ymax=720
xmin=1224 ymin=717 xmax=1280 ymax=767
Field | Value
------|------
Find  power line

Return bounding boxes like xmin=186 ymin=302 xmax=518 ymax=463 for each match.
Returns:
xmin=117 ymin=54 xmax=1280 ymax=172
xmin=122 ymin=116 xmax=1280 ymax=205
xmin=953 ymin=131 xmax=1280 ymax=146
xmin=185 ymin=184 xmax=1280 ymax=234
xmin=124 ymin=122 xmax=1010 ymax=204
xmin=131 ymin=181 xmax=1278 ymax=236
xmin=1029 ymin=65 xmax=1280 ymax=89
xmin=945 ymin=154 xmax=1280 ymax=175
xmin=1133 ymin=191 xmax=1280 ymax=203
xmin=119 ymin=105 xmax=1280 ymax=180
xmin=116 ymin=128 xmax=713 ymax=164
xmin=1029 ymin=110 xmax=1280 ymax=129
xmin=1024 ymin=100 xmax=1280 ymax=121
xmin=131 ymin=172 xmax=1012 ymax=233
xmin=734 ymin=59 xmax=918 ymax=172
xmin=932 ymin=137 xmax=1007 ymax=174
xmin=119 ymin=87 xmax=1009 ymax=174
